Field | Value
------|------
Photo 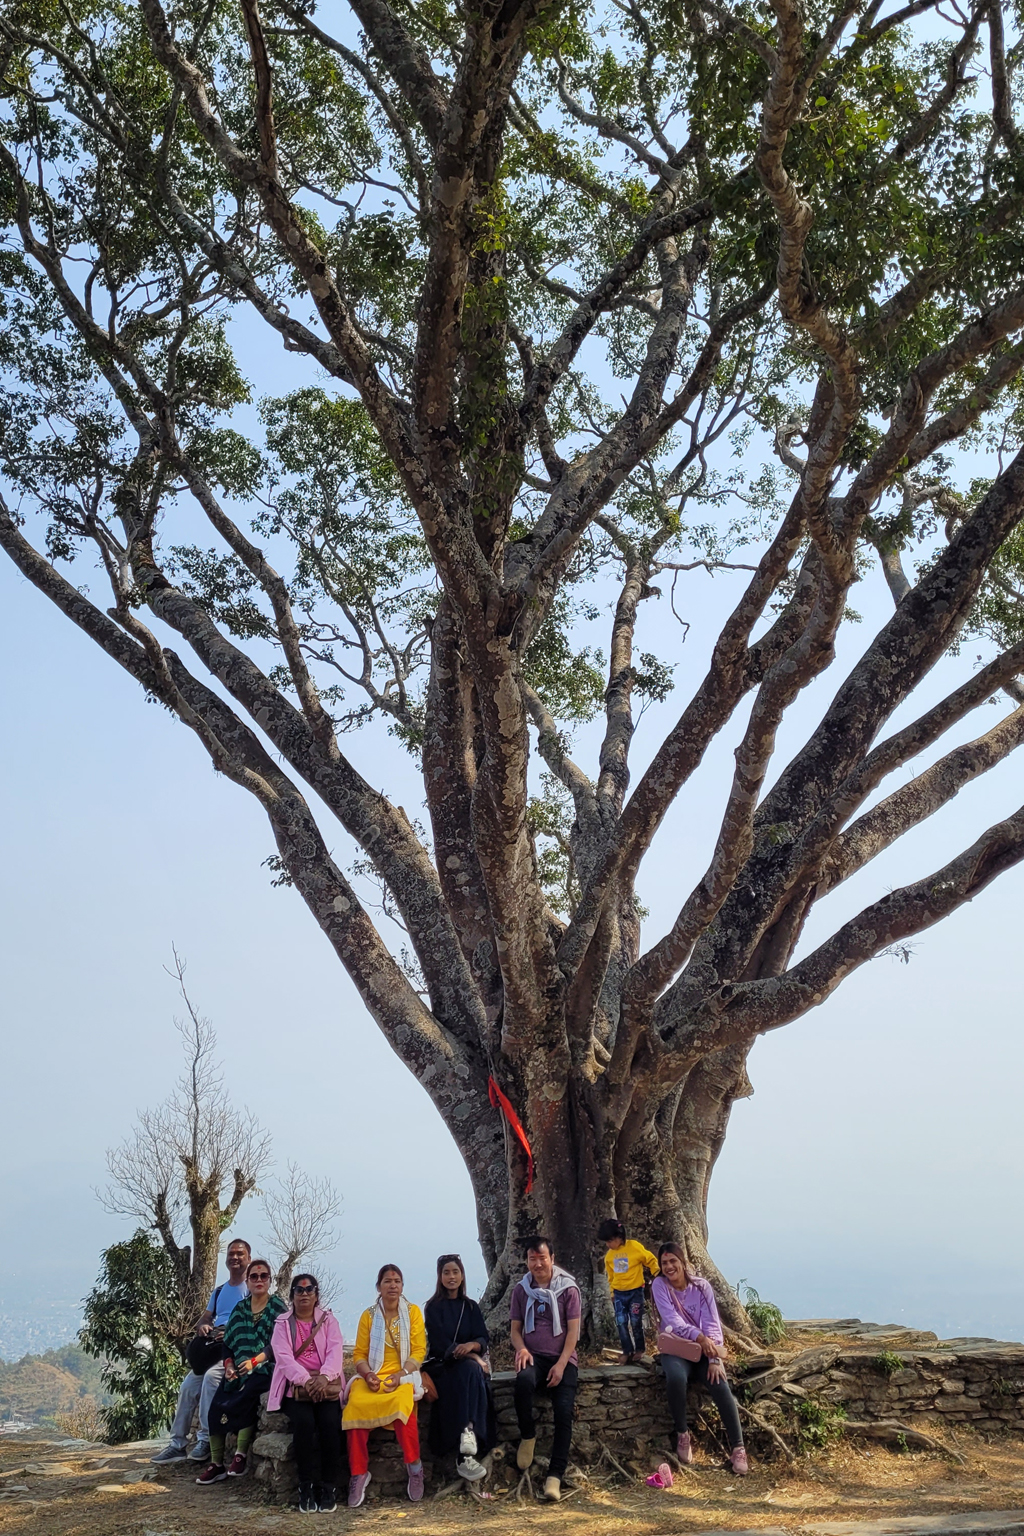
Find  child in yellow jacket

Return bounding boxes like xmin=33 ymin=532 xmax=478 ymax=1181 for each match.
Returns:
xmin=598 ymin=1218 xmax=659 ymax=1363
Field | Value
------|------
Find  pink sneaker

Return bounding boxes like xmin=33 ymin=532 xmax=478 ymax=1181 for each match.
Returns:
xmin=347 ymin=1471 xmax=371 ymax=1508
xmin=676 ymin=1431 xmax=693 ymax=1464
xmin=731 ymin=1446 xmax=749 ymax=1475
xmin=407 ymin=1462 xmax=424 ymax=1501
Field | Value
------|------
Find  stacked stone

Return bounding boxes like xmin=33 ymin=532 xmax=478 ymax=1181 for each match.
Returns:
xmin=251 ymin=1364 xmax=680 ymax=1503
xmin=491 ymin=1365 xmax=675 ymax=1468
xmin=250 ymin=1343 xmax=1024 ymax=1502
xmin=818 ymin=1345 xmax=1024 ymax=1433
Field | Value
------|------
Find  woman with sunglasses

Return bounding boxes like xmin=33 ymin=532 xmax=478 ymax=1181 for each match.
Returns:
xmin=343 ymin=1264 xmax=426 ymax=1507
xmin=424 ymin=1254 xmax=494 ymax=1482
xmin=199 ymin=1259 xmax=286 ymax=1485
xmin=268 ymin=1274 xmax=345 ymax=1514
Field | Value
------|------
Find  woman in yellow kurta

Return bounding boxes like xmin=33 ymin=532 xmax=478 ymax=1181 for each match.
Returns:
xmin=343 ymin=1264 xmax=426 ymax=1507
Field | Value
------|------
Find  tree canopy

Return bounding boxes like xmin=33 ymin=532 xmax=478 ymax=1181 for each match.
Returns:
xmin=2 ymin=0 xmax=1024 ymax=1327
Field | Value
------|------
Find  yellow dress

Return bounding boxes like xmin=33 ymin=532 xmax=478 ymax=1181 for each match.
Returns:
xmin=342 ymin=1304 xmax=427 ymax=1430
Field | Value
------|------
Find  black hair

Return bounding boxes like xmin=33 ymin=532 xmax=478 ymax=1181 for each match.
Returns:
xmin=432 ymin=1254 xmax=467 ymax=1301
xmin=290 ymin=1272 xmax=319 ymax=1299
xmin=226 ymin=1238 xmax=252 ymax=1255
xmin=597 ymin=1218 xmax=626 ymax=1243
xmin=657 ymin=1242 xmax=690 ymax=1280
xmin=246 ymin=1257 xmax=274 ymax=1280
xmin=522 ymin=1235 xmax=554 ymax=1259
xmin=376 ymin=1263 xmax=404 ymax=1288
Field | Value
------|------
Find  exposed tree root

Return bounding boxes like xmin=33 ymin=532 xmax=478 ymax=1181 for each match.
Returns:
xmin=843 ymin=1419 xmax=967 ymax=1465
xmin=514 ymin=1468 xmax=533 ymax=1504
xmin=738 ymin=1400 xmax=797 ymax=1460
xmin=598 ymin=1440 xmax=635 ymax=1481
xmin=431 ymin=1477 xmax=462 ymax=1501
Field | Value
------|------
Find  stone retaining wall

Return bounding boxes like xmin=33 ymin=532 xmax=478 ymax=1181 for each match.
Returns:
xmin=816 ymin=1345 xmax=1024 ymax=1431
xmin=251 ymin=1346 xmax=1024 ymax=1503
xmin=252 ymin=1364 xmax=673 ymax=1502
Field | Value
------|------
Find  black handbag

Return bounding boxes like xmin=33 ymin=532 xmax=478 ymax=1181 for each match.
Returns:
xmin=185 ymin=1285 xmax=227 ymax=1375
xmin=187 ymin=1333 xmax=226 ymax=1375
xmin=211 ymin=1370 xmax=267 ymax=1434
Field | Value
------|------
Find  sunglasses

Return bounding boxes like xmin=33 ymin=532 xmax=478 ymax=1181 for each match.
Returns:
xmin=249 ymin=1271 xmax=271 ymax=1281
xmin=293 ymin=1284 xmax=317 ymax=1295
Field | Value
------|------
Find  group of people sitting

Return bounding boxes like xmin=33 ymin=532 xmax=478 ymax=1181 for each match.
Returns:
xmin=152 ymin=1222 xmax=747 ymax=1512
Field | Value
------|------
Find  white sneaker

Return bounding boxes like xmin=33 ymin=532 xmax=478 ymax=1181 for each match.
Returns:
xmin=457 ymin=1456 xmax=487 ymax=1482
xmin=459 ymin=1428 xmax=478 ymax=1458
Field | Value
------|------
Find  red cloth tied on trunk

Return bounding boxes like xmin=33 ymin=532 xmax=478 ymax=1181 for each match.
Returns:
xmin=487 ymin=1076 xmax=535 ymax=1194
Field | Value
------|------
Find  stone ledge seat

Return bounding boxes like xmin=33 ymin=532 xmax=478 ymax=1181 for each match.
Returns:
xmin=251 ymin=1335 xmax=1024 ymax=1505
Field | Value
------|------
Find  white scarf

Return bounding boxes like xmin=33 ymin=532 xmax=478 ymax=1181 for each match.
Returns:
xmin=367 ymin=1297 xmax=423 ymax=1398
xmin=517 ymin=1266 xmax=578 ymax=1338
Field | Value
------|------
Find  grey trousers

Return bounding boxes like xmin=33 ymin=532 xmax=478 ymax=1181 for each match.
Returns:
xmin=167 ymin=1362 xmax=225 ymax=1448
xmin=660 ymin=1353 xmax=744 ymax=1447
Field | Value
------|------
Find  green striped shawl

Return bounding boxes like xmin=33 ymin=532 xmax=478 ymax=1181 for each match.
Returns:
xmin=223 ymin=1293 xmax=286 ymax=1382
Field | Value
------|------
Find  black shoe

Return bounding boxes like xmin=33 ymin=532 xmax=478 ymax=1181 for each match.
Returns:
xmin=298 ymin=1482 xmax=317 ymax=1514
xmin=317 ymin=1484 xmax=337 ymax=1511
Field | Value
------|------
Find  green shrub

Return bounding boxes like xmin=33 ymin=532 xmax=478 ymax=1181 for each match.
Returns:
xmin=875 ymin=1350 xmax=905 ymax=1376
xmin=736 ymin=1280 xmax=786 ymax=1344
xmin=79 ymin=1231 xmax=184 ymax=1443
xmin=794 ymin=1396 xmax=847 ymax=1452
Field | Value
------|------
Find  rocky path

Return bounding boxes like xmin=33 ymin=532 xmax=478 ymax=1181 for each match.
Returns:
xmin=4 ymin=1426 xmax=1024 ymax=1536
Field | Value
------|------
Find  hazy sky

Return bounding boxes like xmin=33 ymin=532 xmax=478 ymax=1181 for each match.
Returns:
xmin=3 ymin=500 xmax=1022 ymax=1351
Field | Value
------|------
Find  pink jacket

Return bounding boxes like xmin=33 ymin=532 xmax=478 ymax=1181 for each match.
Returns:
xmin=267 ymin=1306 xmax=345 ymax=1412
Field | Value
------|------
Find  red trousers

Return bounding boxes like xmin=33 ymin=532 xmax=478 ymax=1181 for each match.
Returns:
xmin=346 ymin=1415 xmax=420 ymax=1475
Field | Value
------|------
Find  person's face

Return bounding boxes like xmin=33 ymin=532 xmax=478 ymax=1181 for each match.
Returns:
xmin=440 ymin=1262 xmax=463 ymax=1295
xmin=226 ymin=1244 xmax=249 ymax=1276
xmin=247 ymin=1264 xmax=272 ymax=1299
xmin=292 ymin=1280 xmax=318 ymax=1316
xmin=660 ymin=1251 xmax=686 ymax=1288
xmin=378 ymin=1269 xmax=403 ymax=1306
xmin=527 ymin=1246 xmax=554 ymax=1286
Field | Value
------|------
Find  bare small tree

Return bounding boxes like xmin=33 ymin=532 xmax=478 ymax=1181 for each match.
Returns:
xmin=104 ymin=951 xmax=336 ymax=1332
xmin=262 ymin=1162 xmax=342 ymax=1295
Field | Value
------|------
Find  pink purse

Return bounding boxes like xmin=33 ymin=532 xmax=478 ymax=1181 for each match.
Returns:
xmin=656 ymin=1331 xmax=702 ymax=1361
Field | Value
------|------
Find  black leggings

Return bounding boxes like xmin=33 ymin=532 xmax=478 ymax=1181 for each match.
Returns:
xmin=660 ymin=1354 xmax=743 ymax=1447
xmin=283 ymin=1396 xmax=343 ymax=1487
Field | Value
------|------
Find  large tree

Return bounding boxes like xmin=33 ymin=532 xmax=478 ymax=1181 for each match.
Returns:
xmin=2 ymin=0 xmax=1024 ymax=1336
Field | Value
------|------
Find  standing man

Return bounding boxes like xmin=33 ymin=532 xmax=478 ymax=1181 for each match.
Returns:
xmin=151 ymin=1238 xmax=251 ymax=1465
xmin=509 ymin=1236 xmax=581 ymax=1504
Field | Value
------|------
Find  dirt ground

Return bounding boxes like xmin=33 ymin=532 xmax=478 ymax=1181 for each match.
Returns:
xmin=3 ymin=1427 xmax=1024 ymax=1536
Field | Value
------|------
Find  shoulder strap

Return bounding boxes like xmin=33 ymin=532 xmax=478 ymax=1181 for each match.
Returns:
xmin=290 ymin=1312 xmax=326 ymax=1362
xmin=676 ymin=1283 xmax=697 ymax=1329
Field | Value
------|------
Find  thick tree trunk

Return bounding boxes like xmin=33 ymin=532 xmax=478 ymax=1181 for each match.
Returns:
xmin=473 ymin=1004 xmax=756 ymax=1345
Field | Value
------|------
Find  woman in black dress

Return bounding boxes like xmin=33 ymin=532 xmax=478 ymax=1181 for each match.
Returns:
xmin=424 ymin=1255 xmax=494 ymax=1481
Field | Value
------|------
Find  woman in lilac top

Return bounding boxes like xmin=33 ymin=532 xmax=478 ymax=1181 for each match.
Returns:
xmin=652 ymin=1243 xmax=747 ymax=1474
